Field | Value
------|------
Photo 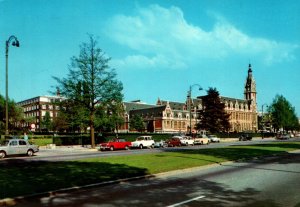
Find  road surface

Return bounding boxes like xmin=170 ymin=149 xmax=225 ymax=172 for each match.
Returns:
xmin=13 ymin=149 xmax=300 ymax=207
xmin=1 ymin=138 xmax=287 ymax=162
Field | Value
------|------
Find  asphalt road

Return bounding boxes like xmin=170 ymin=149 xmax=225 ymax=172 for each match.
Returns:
xmin=13 ymin=149 xmax=300 ymax=207
xmin=3 ymin=137 xmax=288 ymax=162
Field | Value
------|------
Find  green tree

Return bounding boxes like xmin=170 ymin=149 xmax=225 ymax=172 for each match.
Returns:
xmin=130 ymin=114 xmax=145 ymax=132
xmin=268 ymin=95 xmax=299 ymax=131
xmin=0 ymin=94 xmax=25 ymax=133
xmin=196 ymin=87 xmax=230 ymax=133
xmin=94 ymin=103 xmax=124 ymax=134
xmin=40 ymin=111 xmax=52 ymax=131
xmin=53 ymin=35 xmax=123 ymax=148
xmin=55 ymin=98 xmax=89 ymax=133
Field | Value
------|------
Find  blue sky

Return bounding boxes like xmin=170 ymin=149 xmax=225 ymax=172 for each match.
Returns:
xmin=1 ymin=0 xmax=299 ymax=115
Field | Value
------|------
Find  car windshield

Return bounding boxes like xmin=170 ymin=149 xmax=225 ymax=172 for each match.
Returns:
xmin=136 ymin=137 xmax=144 ymax=141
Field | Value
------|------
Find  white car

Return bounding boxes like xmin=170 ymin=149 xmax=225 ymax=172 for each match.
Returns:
xmin=131 ymin=136 xmax=155 ymax=149
xmin=208 ymin=135 xmax=220 ymax=143
xmin=178 ymin=136 xmax=194 ymax=146
xmin=0 ymin=139 xmax=39 ymax=159
xmin=194 ymin=134 xmax=210 ymax=145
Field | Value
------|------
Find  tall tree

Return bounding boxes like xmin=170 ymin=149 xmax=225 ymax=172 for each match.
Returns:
xmin=0 ymin=94 xmax=24 ymax=133
xmin=130 ymin=114 xmax=145 ymax=132
xmin=53 ymin=35 xmax=123 ymax=148
xmin=268 ymin=95 xmax=299 ymax=131
xmin=196 ymin=87 xmax=230 ymax=133
xmin=41 ymin=111 xmax=52 ymax=132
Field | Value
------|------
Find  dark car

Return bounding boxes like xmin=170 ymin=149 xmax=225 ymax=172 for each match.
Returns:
xmin=166 ymin=137 xmax=181 ymax=147
xmin=239 ymin=133 xmax=252 ymax=141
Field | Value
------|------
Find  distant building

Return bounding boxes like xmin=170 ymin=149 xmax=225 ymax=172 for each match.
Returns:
xmin=121 ymin=64 xmax=258 ymax=133
xmin=17 ymin=95 xmax=64 ymax=131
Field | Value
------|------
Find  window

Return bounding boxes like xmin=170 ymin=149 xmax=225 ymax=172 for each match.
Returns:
xmin=10 ymin=141 xmax=18 ymax=146
xmin=19 ymin=140 xmax=27 ymax=145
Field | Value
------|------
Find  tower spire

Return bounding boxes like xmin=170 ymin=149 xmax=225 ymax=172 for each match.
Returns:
xmin=244 ymin=63 xmax=257 ymax=111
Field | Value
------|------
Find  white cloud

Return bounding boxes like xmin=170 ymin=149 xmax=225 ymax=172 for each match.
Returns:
xmin=106 ymin=4 xmax=298 ymax=70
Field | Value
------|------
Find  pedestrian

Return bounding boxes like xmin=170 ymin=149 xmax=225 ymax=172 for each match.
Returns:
xmin=24 ymin=132 xmax=28 ymax=141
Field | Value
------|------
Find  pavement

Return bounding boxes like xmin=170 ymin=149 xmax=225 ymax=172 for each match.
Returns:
xmin=39 ymin=144 xmax=99 ymax=153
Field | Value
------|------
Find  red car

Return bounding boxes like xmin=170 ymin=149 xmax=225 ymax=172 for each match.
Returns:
xmin=166 ymin=137 xmax=182 ymax=147
xmin=100 ymin=138 xmax=132 ymax=151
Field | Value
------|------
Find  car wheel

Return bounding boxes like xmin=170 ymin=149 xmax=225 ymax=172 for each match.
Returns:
xmin=139 ymin=144 xmax=143 ymax=149
xmin=0 ymin=151 xmax=6 ymax=159
xmin=110 ymin=146 xmax=114 ymax=151
xmin=207 ymin=141 xmax=210 ymax=145
xmin=27 ymin=149 xmax=34 ymax=157
xmin=125 ymin=145 xmax=129 ymax=150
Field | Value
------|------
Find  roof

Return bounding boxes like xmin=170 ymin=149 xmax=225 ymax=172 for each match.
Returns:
xmin=123 ymin=102 xmax=158 ymax=113
xmin=130 ymin=105 xmax=166 ymax=117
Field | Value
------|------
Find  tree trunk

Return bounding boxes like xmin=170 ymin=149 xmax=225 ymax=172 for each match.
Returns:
xmin=90 ymin=112 xmax=95 ymax=149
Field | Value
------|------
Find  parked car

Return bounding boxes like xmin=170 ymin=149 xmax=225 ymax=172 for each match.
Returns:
xmin=178 ymin=136 xmax=194 ymax=146
xmin=208 ymin=135 xmax=220 ymax=143
xmin=166 ymin=137 xmax=182 ymax=147
xmin=154 ymin=140 xmax=168 ymax=148
xmin=131 ymin=136 xmax=155 ymax=149
xmin=295 ymin=133 xmax=300 ymax=138
xmin=275 ymin=134 xmax=290 ymax=140
xmin=194 ymin=135 xmax=210 ymax=145
xmin=100 ymin=138 xmax=131 ymax=151
xmin=239 ymin=133 xmax=252 ymax=141
xmin=0 ymin=139 xmax=39 ymax=159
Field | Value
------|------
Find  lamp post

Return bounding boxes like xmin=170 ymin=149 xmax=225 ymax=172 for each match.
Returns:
xmin=5 ymin=35 xmax=20 ymax=135
xmin=261 ymin=103 xmax=268 ymax=139
xmin=188 ymin=84 xmax=202 ymax=136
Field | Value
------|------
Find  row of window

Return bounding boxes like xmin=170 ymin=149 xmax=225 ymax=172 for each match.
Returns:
xmin=231 ymin=122 xmax=253 ymax=131
xmin=230 ymin=112 xmax=255 ymax=121
xmin=23 ymin=104 xmax=60 ymax=112
xmin=25 ymin=111 xmax=58 ymax=118
xmin=224 ymin=102 xmax=251 ymax=111
xmin=164 ymin=120 xmax=187 ymax=129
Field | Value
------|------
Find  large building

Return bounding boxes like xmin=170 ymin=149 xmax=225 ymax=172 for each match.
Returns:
xmin=121 ymin=64 xmax=258 ymax=133
xmin=17 ymin=95 xmax=64 ymax=131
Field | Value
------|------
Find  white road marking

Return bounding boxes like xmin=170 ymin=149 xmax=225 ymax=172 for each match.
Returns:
xmin=167 ymin=195 xmax=205 ymax=207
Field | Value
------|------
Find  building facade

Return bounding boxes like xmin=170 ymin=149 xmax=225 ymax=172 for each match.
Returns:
xmin=17 ymin=95 xmax=64 ymax=131
xmin=122 ymin=64 xmax=258 ymax=133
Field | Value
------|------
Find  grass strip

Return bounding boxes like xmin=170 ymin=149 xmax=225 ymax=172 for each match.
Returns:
xmin=1 ymin=142 xmax=299 ymax=199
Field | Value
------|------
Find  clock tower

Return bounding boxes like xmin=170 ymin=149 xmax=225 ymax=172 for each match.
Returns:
xmin=244 ymin=63 xmax=257 ymax=112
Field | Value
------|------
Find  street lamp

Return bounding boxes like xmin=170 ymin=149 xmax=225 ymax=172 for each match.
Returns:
xmin=188 ymin=84 xmax=203 ymax=136
xmin=5 ymin=35 xmax=20 ymax=135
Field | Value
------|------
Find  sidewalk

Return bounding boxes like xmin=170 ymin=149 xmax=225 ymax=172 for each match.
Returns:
xmin=38 ymin=145 xmax=99 ymax=156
